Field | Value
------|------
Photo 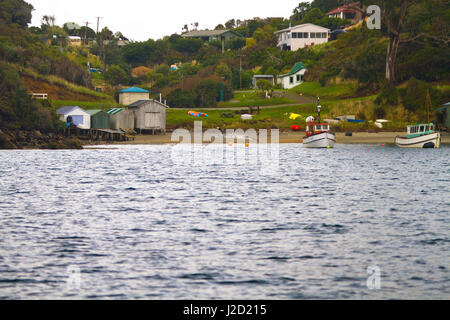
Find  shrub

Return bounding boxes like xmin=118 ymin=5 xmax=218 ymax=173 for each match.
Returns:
xmin=375 ymin=84 xmax=399 ymax=106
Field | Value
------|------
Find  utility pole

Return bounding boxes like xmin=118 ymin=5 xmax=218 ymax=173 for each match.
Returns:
xmin=238 ymin=53 xmax=245 ymax=90
xmin=83 ymin=21 xmax=91 ymax=71
xmin=83 ymin=21 xmax=91 ymax=45
xmin=95 ymin=17 xmax=103 ymax=34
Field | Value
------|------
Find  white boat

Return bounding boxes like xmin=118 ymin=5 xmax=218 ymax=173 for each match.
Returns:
xmin=303 ymin=101 xmax=335 ymax=148
xmin=303 ymin=130 xmax=336 ymax=148
xmin=395 ymin=123 xmax=441 ymax=148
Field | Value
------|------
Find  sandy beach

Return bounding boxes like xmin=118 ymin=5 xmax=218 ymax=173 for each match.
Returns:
xmin=89 ymin=131 xmax=450 ymax=146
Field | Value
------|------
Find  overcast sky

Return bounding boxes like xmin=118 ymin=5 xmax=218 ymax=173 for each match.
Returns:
xmin=28 ymin=0 xmax=303 ymax=41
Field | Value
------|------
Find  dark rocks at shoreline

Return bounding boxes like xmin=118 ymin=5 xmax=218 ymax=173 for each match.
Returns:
xmin=0 ymin=128 xmax=83 ymax=150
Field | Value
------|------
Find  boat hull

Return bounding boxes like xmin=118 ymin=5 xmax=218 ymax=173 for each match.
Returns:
xmin=303 ymin=132 xmax=336 ymax=148
xmin=395 ymin=132 xmax=441 ymax=148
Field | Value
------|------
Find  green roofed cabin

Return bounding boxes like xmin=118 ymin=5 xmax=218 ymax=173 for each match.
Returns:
xmin=119 ymin=87 xmax=150 ymax=106
xmin=87 ymin=109 xmax=110 ymax=129
xmin=436 ymin=102 xmax=450 ymax=129
xmin=277 ymin=62 xmax=307 ymax=89
xmin=106 ymin=108 xmax=135 ymax=131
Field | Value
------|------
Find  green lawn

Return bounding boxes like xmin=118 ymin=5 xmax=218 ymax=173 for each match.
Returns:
xmin=218 ymin=91 xmax=294 ymax=108
xmin=51 ymin=100 xmax=117 ymax=110
xmin=167 ymin=104 xmax=322 ymax=130
xmin=290 ymin=81 xmax=357 ymax=99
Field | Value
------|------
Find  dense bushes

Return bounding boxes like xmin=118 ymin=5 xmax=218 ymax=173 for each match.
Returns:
xmin=166 ymin=80 xmax=233 ymax=108
xmin=0 ymin=62 xmax=61 ymax=131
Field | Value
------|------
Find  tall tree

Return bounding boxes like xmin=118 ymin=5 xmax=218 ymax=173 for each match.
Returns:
xmin=363 ymin=0 xmax=449 ymax=87
xmin=0 ymin=0 xmax=33 ymax=27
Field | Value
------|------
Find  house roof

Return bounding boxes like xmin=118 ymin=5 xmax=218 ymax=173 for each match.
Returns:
xmin=87 ymin=109 xmax=106 ymax=116
xmin=56 ymin=106 xmax=87 ymax=115
xmin=119 ymin=86 xmax=149 ymax=93
xmin=275 ymin=23 xmax=330 ymax=34
xmin=436 ymin=102 xmax=450 ymax=111
xmin=278 ymin=63 xmax=306 ymax=78
xmin=106 ymin=108 xmax=125 ymax=115
xmin=182 ymin=29 xmax=243 ymax=38
xmin=128 ymin=100 xmax=169 ymax=108
xmin=327 ymin=2 xmax=360 ymax=15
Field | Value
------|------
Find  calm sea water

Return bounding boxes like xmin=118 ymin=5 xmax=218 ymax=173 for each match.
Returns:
xmin=0 ymin=144 xmax=449 ymax=300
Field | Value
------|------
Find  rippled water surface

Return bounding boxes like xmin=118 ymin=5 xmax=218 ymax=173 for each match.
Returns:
xmin=0 ymin=144 xmax=449 ymax=299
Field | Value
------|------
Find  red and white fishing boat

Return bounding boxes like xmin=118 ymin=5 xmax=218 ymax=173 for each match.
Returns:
xmin=303 ymin=101 xmax=336 ymax=148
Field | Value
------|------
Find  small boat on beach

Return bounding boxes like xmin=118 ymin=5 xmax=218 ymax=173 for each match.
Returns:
xmin=395 ymin=123 xmax=441 ymax=148
xmin=303 ymin=100 xmax=336 ymax=148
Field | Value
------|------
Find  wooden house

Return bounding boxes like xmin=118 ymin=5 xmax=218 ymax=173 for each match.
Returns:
xmin=87 ymin=110 xmax=110 ymax=129
xmin=56 ymin=106 xmax=91 ymax=129
xmin=106 ymin=108 xmax=135 ymax=131
xmin=127 ymin=100 xmax=168 ymax=134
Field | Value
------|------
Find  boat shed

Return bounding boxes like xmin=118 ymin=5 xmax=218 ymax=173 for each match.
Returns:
xmin=436 ymin=102 xmax=450 ymax=128
xmin=127 ymin=100 xmax=168 ymax=134
xmin=56 ymin=106 xmax=91 ymax=129
xmin=106 ymin=108 xmax=135 ymax=131
xmin=87 ymin=109 xmax=110 ymax=129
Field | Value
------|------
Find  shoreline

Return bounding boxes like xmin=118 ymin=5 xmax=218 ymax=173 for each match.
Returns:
xmin=85 ymin=131 xmax=450 ymax=146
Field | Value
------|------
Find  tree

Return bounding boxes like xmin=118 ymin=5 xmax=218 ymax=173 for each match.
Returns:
xmin=0 ymin=0 xmax=33 ymax=28
xmin=310 ymin=0 xmax=342 ymax=14
xmin=215 ymin=63 xmax=232 ymax=82
xmin=105 ymin=65 xmax=129 ymax=86
xmin=41 ymin=15 xmax=55 ymax=27
xmin=293 ymin=2 xmax=312 ymax=21
xmin=300 ymin=8 xmax=325 ymax=24
xmin=365 ymin=0 xmax=449 ymax=88
xmin=225 ymin=19 xmax=236 ymax=29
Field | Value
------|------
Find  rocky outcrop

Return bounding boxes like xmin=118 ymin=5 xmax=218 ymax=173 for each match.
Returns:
xmin=0 ymin=128 xmax=83 ymax=150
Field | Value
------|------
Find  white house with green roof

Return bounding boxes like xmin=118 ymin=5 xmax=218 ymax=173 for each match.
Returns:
xmin=277 ymin=63 xmax=307 ymax=89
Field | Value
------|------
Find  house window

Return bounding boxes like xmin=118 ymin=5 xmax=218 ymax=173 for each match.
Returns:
xmin=296 ymin=75 xmax=301 ymax=82
xmin=298 ymin=32 xmax=303 ymax=38
xmin=316 ymin=32 xmax=322 ymax=38
xmin=290 ymin=77 xmax=294 ymax=84
xmin=292 ymin=32 xmax=297 ymax=38
xmin=310 ymin=33 xmax=316 ymax=38
xmin=322 ymin=32 xmax=328 ymax=38
xmin=303 ymin=32 xmax=309 ymax=38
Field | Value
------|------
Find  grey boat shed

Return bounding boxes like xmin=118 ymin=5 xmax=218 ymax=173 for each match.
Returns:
xmin=128 ymin=100 xmax=169 ymax=134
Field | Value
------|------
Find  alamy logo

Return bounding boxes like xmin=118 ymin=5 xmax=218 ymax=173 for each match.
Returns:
xmin=367 ymin=266 xmax=381 ymax=290
xmin=170 ymin=121 xmax=280 ymax=176
xmin=367 ymin=5 xmax=381 ymax=30
xmin=66 ymin=265 xmax=81 ymax=291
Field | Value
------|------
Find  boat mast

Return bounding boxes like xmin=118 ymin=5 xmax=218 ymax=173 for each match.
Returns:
xmin=317 ymin=97 xmax=321 ymax=124
xmin=426 ymin=90 xmax=431 ymax=124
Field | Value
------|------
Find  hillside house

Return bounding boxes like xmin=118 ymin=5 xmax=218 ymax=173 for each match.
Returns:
xmin=57 ymin=106 xmax=91 ymax=129
xmin=68 ymin=36 xmax=82 ymax=47
xmin=275 ymin=23 xmax=330 ymax=51
xmin=128 ymin=100 xmax=168 ymax=134
xmin=277 ymin=63 xmax=307 ymax=89
xmin=327 ymin=2 xmax=364 ymax=24
xmin=119 ymin=87 xmax=150 ymax=105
